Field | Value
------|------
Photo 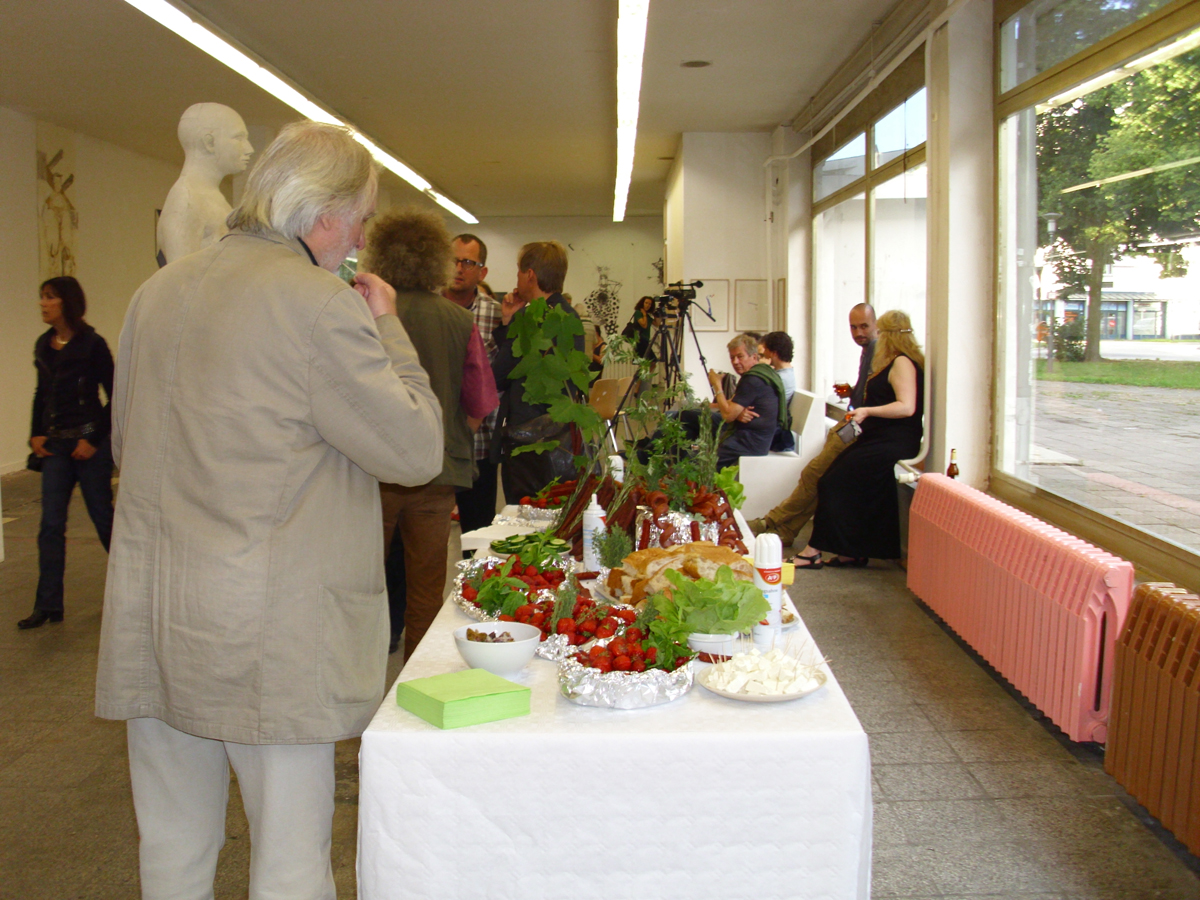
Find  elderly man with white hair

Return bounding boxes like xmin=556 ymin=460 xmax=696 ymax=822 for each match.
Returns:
xmin=95 ymin=120 xmax=443 ymax=900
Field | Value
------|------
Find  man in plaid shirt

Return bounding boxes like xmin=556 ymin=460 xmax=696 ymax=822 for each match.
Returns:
xmin=445 ymin=233 xmax=503 ymax=543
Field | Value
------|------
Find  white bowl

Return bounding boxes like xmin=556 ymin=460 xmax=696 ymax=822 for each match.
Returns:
xmin=687 ymin=631 xmax=741 ymax=662
xmin=453 ymin=622 xmax=541 ymax=676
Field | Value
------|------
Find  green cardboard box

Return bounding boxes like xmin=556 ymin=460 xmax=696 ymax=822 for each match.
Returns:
xmin=395 ymin=668 xmax=531 ymax=729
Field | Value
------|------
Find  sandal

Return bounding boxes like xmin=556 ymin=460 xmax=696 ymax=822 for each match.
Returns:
xmin=792 ymin=552 xmax=824 ymax=570
xmin=825 ymin=556 xmax=869 ymax=568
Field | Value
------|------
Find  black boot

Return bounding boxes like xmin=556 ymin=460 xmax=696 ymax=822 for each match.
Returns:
xmin=18 ymin=610 xmax=63 ymax=629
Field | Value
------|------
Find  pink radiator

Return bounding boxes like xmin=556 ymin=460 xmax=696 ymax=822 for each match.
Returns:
xmin=907 ymin=474 xmax=1134 ymax=743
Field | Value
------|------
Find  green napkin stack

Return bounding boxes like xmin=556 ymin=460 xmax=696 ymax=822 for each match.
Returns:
xmin=395 ymin=669 xmax=531 ymax=729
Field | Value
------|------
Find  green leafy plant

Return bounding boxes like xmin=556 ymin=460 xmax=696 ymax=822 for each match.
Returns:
xmin=713 ymin=466 xmax=745 ymax=511
xmin=1053 ymin=317 xmax=1086 ymax=363
xmin=592 ymin=525 xmax=633 ymax=569
xmin=507 ymin=297 xmax=605 ymax=459
xmin=475 ymin=558 xmax=534 ymax=617
xmin=650 ymin=567 xmax=770 ymax=636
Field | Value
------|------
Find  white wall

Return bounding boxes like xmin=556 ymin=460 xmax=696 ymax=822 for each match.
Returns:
xmin=665 ymin=132 xmax=773 ymax=397
xmin=927 ymin=0 xmax=994 ymax=488
xmin=469 ymin=216 xmax=664 ymax=330
xmin=0 ymin=105 xmax=179 ymax=474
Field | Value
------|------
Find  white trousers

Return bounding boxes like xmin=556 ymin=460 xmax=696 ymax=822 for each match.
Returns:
xmin=127 ymin=717 xmax=337 ymax=900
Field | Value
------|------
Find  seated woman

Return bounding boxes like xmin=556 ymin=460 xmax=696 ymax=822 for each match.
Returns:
xmin=794 ymin=309 xmax=923 ymax=569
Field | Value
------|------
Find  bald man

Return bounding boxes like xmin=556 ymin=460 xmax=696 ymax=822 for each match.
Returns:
xmin=157 ymin=103 xmax=254 ymax=265
xmin=746 ymin=303 xmax=877 ymax=556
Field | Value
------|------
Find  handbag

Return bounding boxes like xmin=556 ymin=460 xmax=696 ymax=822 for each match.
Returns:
xmin=26 ymin=452 xmax=43 ymax=472
xmin=503 ymin=413 xmax=573 ymax=449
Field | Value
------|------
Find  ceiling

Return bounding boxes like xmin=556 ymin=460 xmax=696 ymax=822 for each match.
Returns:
xmin=0 ymin=0 xmax=899 ymax=220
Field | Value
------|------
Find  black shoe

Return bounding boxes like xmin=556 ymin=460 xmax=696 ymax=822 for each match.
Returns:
xmin=388 ymin=634 xmax=401 ymax=655
xmin=18 ymin=610 xmax=63 ymax=629
xmin=825 ymin=557 xmax=869 ymax=568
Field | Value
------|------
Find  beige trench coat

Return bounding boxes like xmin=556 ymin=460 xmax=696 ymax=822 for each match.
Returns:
xmin=95 ymin=231 xmax=442 ymax=744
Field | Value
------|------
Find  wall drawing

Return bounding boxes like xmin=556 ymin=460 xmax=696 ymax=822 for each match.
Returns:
xmin=584 ymin=267 xmax=623 ymax=336
xmin=37 ymin=122 xmax=78 ymax=282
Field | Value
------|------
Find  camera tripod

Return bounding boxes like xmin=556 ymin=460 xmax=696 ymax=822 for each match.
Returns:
xmin=602 ymin=284 xmax=717 ymax=451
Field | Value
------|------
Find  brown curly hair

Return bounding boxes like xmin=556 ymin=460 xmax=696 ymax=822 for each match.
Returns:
xmin=364 ymin=208 xmax=453 ymax=293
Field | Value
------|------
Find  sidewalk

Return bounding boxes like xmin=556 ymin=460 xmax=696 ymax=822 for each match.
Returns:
xmin=1031 ymin=381 xmax=1200 ymax=550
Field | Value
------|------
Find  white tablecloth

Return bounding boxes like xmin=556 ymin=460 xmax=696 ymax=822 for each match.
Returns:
xmin=358 ymin=599 xmax=872 ymax=900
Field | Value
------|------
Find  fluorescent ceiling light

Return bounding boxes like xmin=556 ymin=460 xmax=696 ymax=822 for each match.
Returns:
xmin=613 ymin=0 xmax=649 ymax=222
xmin=122 ymin=0 xmax=477 ymax=223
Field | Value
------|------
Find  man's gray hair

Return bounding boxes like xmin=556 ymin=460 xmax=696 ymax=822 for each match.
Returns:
xmin=227 ymin=121 xmax=378 ymax=240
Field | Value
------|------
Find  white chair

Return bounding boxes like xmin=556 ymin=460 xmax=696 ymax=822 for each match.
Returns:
xmin=737 ymin=389 xmax=818 ymax=520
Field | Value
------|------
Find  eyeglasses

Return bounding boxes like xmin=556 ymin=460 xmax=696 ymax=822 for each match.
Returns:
xmin=454 ymin=258 xmax=484 ymax=270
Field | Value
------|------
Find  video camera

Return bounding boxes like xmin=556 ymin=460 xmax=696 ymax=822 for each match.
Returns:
xmin=663 ymin=280 xmax=704 ymax=302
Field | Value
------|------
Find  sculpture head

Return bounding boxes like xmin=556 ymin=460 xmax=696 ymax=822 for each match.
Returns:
xmin=178 ymin=103 xmax=253 ymax=177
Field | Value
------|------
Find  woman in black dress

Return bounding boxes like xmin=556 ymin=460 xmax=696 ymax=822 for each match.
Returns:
xmin=20 ymin=276 xmax=114 ymax=629
xmin=795 ymin=309 xmax=924 ymax=567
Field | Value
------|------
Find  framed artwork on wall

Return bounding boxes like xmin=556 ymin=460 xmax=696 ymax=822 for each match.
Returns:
xmin=735 ymin=279 xmax=770 ymax=332
xmin=692 ymin=279 xmax=729 ymax=331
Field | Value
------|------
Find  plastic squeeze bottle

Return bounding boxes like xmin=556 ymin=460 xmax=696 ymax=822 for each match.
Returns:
xmin=752 ymin=533 xmax=783 ymax=649
xmin=609 ymin=454 xmax=625 ymax=484
xmin=582 ymin=494 xmax=606 ymax=571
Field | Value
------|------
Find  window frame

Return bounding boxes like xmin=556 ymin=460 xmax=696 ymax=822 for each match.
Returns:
xmin=813 ymin=91 xmax=928 ymax=323
xmin=991 ymin=0 xmax=1200 ymax=590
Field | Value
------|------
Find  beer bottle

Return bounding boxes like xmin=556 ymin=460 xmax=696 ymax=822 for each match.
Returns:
xmin=946 ymin=449 xmax=960 ymax=479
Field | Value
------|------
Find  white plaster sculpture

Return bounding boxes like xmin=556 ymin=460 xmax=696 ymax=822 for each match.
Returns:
xmin=157 ymin=103 xmax=254 ymax=265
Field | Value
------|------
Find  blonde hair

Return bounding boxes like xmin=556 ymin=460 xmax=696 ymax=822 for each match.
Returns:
xmin=870 ymin=309 xmax=924 ymax=376
xmin=227 ymin=121 xmax=377 ymax=240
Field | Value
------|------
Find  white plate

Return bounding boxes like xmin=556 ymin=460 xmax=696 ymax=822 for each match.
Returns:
xmin=779 ymin=599 xmax=799 ymax=632
xmin=696 ymin=666 xmax=826 ymax=703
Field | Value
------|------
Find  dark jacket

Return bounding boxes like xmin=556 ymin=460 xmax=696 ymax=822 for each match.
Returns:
xmin=31 ymin=325 xmax=114 ymax=441
xmin=491 ymin=292 xmax=584 ymax=430
xmin=394 ymin=289 xmax=476 ymax=489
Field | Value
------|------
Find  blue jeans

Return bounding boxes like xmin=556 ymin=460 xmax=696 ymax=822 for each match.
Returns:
xmin=35 ymin=436 xmax=114 ymax=613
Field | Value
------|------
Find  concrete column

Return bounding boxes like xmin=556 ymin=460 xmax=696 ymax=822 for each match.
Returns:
xmin=926 ymin=0 xmax=994 ymax=488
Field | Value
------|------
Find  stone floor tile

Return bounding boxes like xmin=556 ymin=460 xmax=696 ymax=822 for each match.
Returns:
xmin=967 ymin=761 xmax=1119 ymax=800
xmin=927 ymin=841 xmax=1063 ymax=895
xmin=879 ymin=798 xmax=1012 ymax=845
xmin=870 ymin=731 xmax=960 ymax=765
xmin=942 ymin=727 xmax=1072 ymax=763
xmin=871 ymin=844 xmax=942 ymax=898
xmin=854 ymin=702 xmax=939 ymax=734
xmin=874 ymin=763 xmax=988 ymax=801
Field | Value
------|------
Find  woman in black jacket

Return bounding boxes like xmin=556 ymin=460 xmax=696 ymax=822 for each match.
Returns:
xmin=20 ymin=276 xmax=114 ymax=629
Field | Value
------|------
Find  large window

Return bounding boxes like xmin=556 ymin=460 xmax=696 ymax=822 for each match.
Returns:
xmin=812 ymin=86 xmax=927 ymax=401
xmin=996 ymin=2 xmax=1200 ymax=566
xmin=999 ymin=0 xmax=1176 ymax=92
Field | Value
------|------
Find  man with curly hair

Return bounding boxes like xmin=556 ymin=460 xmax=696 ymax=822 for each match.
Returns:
xmin=364 ymin=209 xmax=498 ymax=658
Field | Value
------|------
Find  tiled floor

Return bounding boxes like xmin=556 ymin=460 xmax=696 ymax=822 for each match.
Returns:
xmin=1 ymin=468 xmax=1198 ymax=899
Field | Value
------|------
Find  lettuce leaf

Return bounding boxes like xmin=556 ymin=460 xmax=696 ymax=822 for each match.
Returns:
xmin=652 ymin=566 xmax=769 ymax=636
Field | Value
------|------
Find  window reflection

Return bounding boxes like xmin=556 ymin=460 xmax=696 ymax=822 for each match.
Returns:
xmin=873 ymin=89 xmax=926 ymax=168
xmin=998 ymin=25 xmax=1200 ymax=553
xmin=814 ymin=134 xmax=866 ymax=202
xmin=871 ymin=164 xmax=927 ymax=347
xmin=814 ymin=194 xmax=866 ymax=396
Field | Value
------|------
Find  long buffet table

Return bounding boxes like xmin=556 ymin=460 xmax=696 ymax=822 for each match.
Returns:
xmin=357 ymin=582 xmax=873 ymax=899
